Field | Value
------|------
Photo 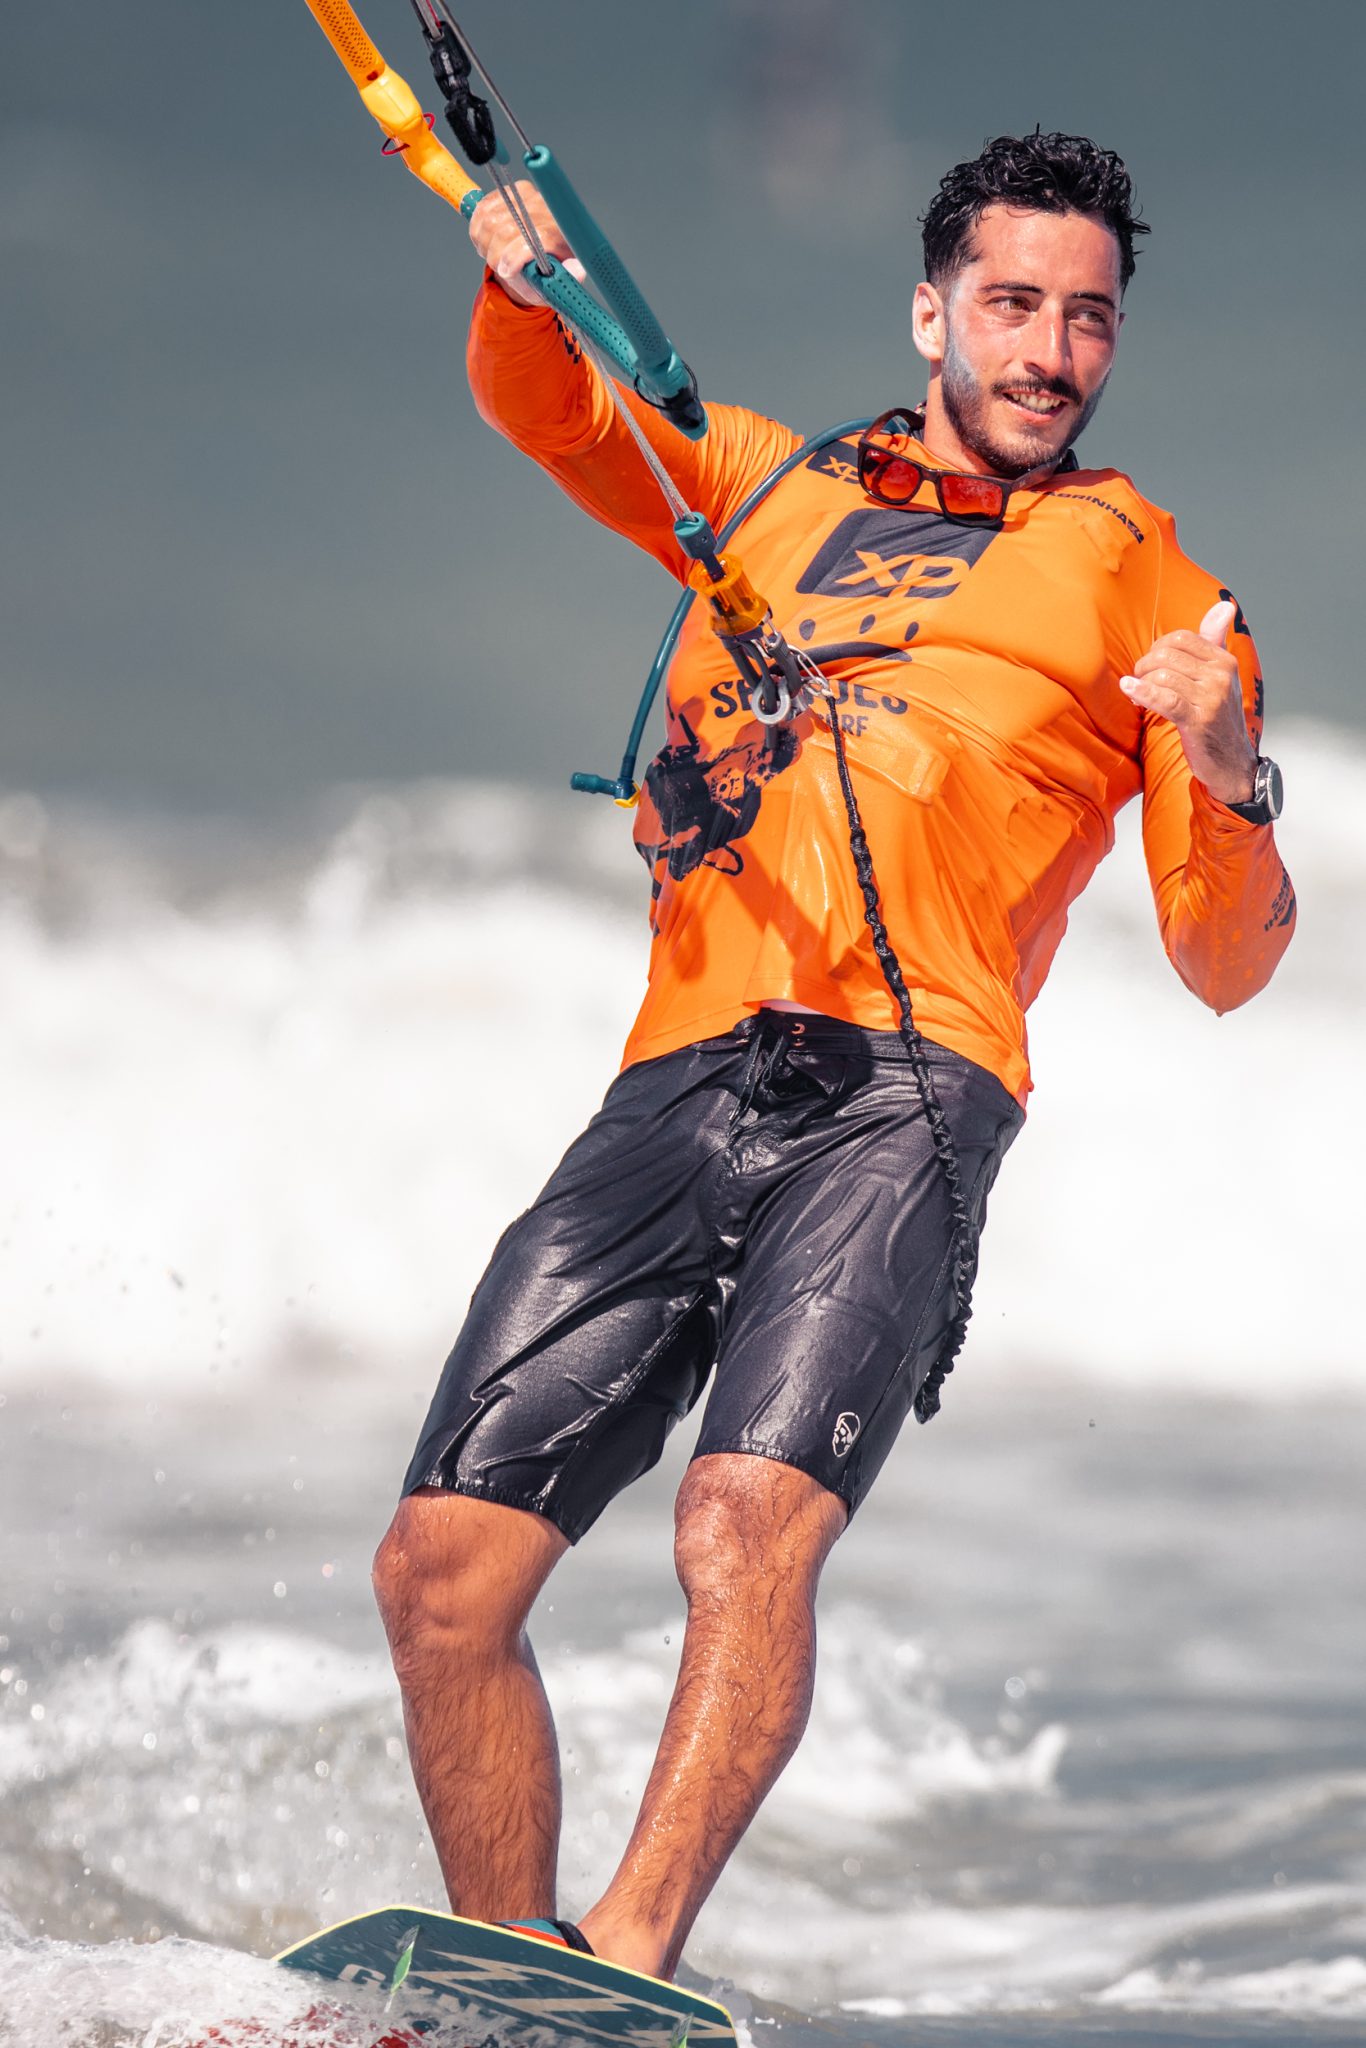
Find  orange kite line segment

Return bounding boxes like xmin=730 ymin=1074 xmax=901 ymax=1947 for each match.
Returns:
xmin=303 ymin=0 xmax=481 ymax=217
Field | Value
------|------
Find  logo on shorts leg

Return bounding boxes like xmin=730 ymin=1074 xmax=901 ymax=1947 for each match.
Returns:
xmin=832 ymin=1412 xmax=862 ymax=1459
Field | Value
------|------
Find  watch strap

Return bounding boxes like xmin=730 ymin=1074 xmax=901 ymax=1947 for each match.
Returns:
xmin=1219 ymin=756 xmax=1282 ymax=825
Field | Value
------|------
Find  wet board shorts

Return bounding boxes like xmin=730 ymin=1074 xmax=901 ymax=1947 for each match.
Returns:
xmin=402 ymin=1012 xmax=1024 ymax=1541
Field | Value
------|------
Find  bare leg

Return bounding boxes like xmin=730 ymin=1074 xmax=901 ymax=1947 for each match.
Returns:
xmin=373 ymin=1490 xmax=568 ymax=1919
xmin=578 ymin=1453 xmax=846 ymax=1977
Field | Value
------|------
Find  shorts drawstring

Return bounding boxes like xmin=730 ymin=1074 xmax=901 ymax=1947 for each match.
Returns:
xmin=732 ymin=1015 xmax=788 ymax=1121
xmin=730 ymin=1013 xmax=858 ymax=1121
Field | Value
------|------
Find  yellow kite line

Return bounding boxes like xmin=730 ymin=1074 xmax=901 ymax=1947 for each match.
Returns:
xmin=304 ymin=0 xmax=480 ymax=217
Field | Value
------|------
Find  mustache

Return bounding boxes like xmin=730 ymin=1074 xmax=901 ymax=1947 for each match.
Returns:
xmin=996 ymin=377 xmax=1083 ymax=407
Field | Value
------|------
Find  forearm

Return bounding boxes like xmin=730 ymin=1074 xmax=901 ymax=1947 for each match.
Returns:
xmin=1156 ymin=787 xmax=1296 ymax=1012
xmin=467 ymin=277 xmax=682 ymax=549
xmin=466 ymin=274 xmax=801 ymax=581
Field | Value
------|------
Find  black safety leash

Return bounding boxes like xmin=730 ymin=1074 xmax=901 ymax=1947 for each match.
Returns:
xmin=821 ymin=698 xmax=978 ymax=1423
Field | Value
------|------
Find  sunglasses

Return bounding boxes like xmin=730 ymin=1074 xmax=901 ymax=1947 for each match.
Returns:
xmin=857 ymin=408 xmax=1015 ymax=524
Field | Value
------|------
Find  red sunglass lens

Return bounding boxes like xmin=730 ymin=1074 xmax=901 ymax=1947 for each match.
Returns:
xmin=865 ymin=453 xmax=920 ymax=505
xmin=940 ymin=473 xmax=1006 ymax=519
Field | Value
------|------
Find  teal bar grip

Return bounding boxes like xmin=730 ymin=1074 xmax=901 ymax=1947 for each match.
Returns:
xmin=529 ymin=261 xmax=707 ymax=441
xmin=458 ymin=195 xmax=647 ymax=378
xmin=529 ymin=259 xmax=646 ymax=377
xmin=461 ymin=159 xmax=704 ymax=436
xmin=523 ymin=146 xmax=671 ymax=374
xmin=521 ymin=144 xmax=702 ymax=434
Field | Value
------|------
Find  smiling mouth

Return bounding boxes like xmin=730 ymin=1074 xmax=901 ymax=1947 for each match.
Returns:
xmin=1000 ymin=389 xmax=1072 ymax=420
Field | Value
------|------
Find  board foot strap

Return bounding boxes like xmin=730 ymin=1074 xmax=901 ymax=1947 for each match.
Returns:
xmin=500 ymin=1916 xmax=596 ymax=1955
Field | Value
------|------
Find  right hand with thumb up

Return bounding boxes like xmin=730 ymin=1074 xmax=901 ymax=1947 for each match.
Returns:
xmin=1119 ymin=600 xmax=1259 ymax=807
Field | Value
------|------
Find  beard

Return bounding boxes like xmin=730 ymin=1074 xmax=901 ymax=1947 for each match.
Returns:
xmin=940 ymin=323 xmax=1109 ymax=479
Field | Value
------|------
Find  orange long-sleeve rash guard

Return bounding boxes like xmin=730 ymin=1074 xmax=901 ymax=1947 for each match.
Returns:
xmin=468 ymin=281 xmax=1296 ymax=1106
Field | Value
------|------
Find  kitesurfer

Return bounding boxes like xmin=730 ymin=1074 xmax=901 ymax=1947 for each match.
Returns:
xmin=372 ymin=131 xmax=1295 ymax=1978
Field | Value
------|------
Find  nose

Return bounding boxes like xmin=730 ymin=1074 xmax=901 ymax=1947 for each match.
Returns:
xmin=1022 ymin=306 xmax=1073 ymax=385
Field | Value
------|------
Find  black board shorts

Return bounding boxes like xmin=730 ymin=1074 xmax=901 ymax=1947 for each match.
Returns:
xmin=402 ymin=1012 xmax=1024 ymax=1541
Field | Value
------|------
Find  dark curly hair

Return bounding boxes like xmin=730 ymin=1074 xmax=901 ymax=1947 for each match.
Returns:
xmin=921 ymin=131 xmax=1150 ymax=292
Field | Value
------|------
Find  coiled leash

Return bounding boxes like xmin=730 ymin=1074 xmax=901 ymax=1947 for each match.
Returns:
xmin=301 ymin=0 xmax=977 ymax=1419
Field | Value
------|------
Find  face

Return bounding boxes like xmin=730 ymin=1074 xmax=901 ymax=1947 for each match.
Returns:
xmin=913 ymin=205 xmax=1123 ymax=478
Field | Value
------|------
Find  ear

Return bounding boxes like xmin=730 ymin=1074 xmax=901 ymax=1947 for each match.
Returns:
xmin=912 ymin=281 xmax=946 ymax=368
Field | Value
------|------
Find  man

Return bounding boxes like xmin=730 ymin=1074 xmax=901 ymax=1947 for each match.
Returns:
xmin=373 ymin=132 xmax=1295 ymax=1979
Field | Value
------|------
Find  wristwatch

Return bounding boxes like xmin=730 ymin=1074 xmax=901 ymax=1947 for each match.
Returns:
xmin=1220 ymin=755 xmax=1284 ymax=825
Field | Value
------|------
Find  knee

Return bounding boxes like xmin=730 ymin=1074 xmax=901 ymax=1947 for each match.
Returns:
xmin=372 ymin=1493 xmax=565 ymax=1671
xmin=672 ymin=1455 xmax=845 ymax=1606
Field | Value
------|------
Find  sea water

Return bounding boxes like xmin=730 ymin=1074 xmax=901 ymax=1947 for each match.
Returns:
xmin=2 ymin=720 xmax=1364 ymax=2046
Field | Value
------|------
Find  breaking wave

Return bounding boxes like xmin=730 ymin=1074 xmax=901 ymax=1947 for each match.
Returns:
xmin=1 ymin=720 xmax=1360 ymax=1409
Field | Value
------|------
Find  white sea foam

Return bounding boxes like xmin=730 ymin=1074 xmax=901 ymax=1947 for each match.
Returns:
xmin=822 ymin=1885 xmax=1366 ymax=2018
xmin=4 ymin=1606 xmax=1366 ymax=2026
xmin=0 ymin=720 xmax=1362 ymax=1405
xmin=0 ymin=1935 xmax=321 ymax=2048
xmin=0 ymin=1620 xmax=392 ymax=1796
xmin=0 ymin=1608 xmax=1060 ymax=1941
xmin=1097 ymin=1951 xmax=1366 ymax=2013
xmin=0 ymin=1928 xmax=514 ymax=2048
xmin=548 ymin=1608 xmax=1067 ymax=1925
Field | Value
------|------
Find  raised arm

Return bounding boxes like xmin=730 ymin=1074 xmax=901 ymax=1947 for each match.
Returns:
xmin=1124 ymin=532 xmax=1295 ymax=1012
xmin=465 ymin=184 xmax=799 ymax=580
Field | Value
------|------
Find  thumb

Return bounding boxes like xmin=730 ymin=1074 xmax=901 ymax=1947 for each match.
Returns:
xmin=1198 ymin=599 xmax=1236 ymax=649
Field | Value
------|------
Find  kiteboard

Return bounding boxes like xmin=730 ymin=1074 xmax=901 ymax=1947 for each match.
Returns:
xmin=275 ymin=1906 xmax=738 ymax=2047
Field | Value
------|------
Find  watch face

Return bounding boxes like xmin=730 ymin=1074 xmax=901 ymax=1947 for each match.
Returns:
xmin=1258 ymin=757 xmax=1284 ymax=820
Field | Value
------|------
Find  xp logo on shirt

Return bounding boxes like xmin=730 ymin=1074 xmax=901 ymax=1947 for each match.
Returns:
xmin=794 ymin=506 xmax=999 ymax=627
